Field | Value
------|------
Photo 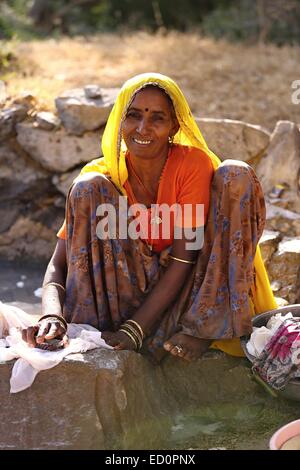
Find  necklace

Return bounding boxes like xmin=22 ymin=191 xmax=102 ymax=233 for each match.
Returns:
xmin=127 ymin=153 xmax=154 ymax=201
xmin=126 ymin=148 xmax=170 ymax=203
xmin=126 ymin=148 xmax=172 ymax=252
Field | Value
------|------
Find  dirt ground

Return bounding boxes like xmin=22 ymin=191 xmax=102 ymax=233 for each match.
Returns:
xmin=2 ymin=32 xmax=300 ymax=131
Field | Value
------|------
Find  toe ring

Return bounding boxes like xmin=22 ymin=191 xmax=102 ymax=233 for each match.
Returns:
xmin=174 ymin=345 xmax=183 ymax=354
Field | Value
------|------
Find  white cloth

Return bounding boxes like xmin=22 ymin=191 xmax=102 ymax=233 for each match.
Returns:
xmin=246 ymin=312 xmax=295 ymax=357
xmin=0 ymin=301 xmax=113 ymax=393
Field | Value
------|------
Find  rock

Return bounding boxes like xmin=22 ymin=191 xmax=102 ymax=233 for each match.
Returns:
xmin=0 ymin=352 xmax=105 ymax=449
xmin=266 ymin=202 xmax=300 ymax=237
xmin=0 ymin=140 xmax=50 ymax=203
xmin=0 ymin=202 xmax=19 ymax=234
xmin=0 ymin=80 xmax=6 ymax=106
xmin=271 ymin=281 xmax=282 ymax=292
xmin=0 ymin=216 xmax=57 ymax=260
xmin=274 ymin=297 xmax=289 ymax=307
xmin=12 ymin=92 xmax=37 ymax=111
xmin=0 ymin=345 xmax=265 ymax=450
xmin=53 ymin=195 xmax=66 ymax=209
xmin=259 ymin=229 xmax=281 ymax=265
xmin=195 ymin=118 xmax=270 ymax=168
xmin=16 ymin=122 xmax=102 ymax=172
xmin=255 ymin=121 xmax=300 ymax=213
xmin=268 ymin=237 xmax=300 ymax=303
xmin=36 ymin=111 xmax=61 ymax=130
xmin=0 ymin=139 xmax=67 ymax=261
xmin=55 ymin=87 xmax=119 ymax=135
xmin=34 ymin=288 xmax=43 ymax=299
xmin=84 ymin=84 xmax=103 ymax=99
xmin=52 ymin=168 xmax=81 ymax=196
xmin=53 ymin=194 xmax=66 ymax=210
xmin=0 ymin=106 xmax=28 ymax=142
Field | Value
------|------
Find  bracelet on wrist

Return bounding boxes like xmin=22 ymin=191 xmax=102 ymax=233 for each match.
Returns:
xmin=119 ymin=328 xmax=138 ymax=350
xmin=38 ymin=314 xmax=68 ymax=331
xmin=43 ymin=282 xmax=66 ymax=293
xmin=126 ymin=319 xmax=145 ymax=340
xmin=120 ymin=319 xmax=144 ymax=351
xmin=120 ymin=324 xmax=142 ymax=350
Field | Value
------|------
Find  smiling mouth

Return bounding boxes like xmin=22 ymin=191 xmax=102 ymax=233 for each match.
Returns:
xmin=133 ymin=137 xmax=152 ymax=145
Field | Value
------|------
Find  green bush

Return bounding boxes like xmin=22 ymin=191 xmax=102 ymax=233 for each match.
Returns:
xmin=0 ymin=41 xmax=17 ymax=71
xmin=201 ymin=1 xmax=258 ymax=41
xmin=0 ymin=0 xmax=36 ymax=39
xmin=201 ymin=0 xmax=300 ymax=44
xmin=0 ymin=0 xmax=299 ymax=44
xmin=0 ymin=13 xmax=16 ymax=39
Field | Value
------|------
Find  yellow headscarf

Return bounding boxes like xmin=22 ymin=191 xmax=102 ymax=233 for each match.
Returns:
xmin=79 ymin=72 xmax=220 ymax=191
xmin=79 ymin=72 xmax=277 ymax=356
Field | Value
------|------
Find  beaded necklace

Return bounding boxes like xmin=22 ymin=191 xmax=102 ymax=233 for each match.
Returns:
xmin=126 ymin=147 xmax=172 ymax=250
xmin=126 ymin=147 xmax=171 ymax=205
xmin=126 ymin=154 xmax=155 ymax=202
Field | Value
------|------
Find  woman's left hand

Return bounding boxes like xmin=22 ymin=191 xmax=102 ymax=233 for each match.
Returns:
xmin=101 ymin=330 xmax=137 ymax=351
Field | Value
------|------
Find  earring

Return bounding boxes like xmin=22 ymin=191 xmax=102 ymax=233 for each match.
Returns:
xmin=168 ymin=135 xmax=174 ymax=145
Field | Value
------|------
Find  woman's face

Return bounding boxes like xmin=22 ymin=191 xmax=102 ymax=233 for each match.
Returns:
xmin=122 ymin=86 xmax=178 ymax=160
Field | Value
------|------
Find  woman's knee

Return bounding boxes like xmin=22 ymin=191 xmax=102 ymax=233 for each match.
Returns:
xmin=219 ymin=159 xmax=250 ymax=173
xmin=69 ymin=172 xmax=114 ymax=200
xmin=213 ymin=159 xmax=254 ymax=189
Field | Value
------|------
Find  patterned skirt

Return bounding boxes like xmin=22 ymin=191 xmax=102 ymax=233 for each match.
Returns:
xmin=63 ymin=160 xmax=266 ymax=362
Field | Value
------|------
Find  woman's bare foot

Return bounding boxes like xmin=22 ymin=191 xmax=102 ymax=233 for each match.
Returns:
xmin=163 ymin=333 xmax=211 ymax=361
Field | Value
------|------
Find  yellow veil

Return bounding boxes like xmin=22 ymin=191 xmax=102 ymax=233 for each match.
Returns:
xmin=79 ymin=72 xmax=277 ymax=356
xmin=80 ymin=72 xmax=220 ymax=190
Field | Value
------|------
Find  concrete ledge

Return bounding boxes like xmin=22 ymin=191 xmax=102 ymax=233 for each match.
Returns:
xmin=0 ymin=348 xmax=263 ymax=449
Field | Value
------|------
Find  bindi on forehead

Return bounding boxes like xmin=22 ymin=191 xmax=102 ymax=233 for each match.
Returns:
xmin=145 ymin=107 xmax=149 ymax=112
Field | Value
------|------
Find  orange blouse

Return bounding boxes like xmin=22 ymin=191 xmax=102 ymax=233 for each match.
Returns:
xmin=57 ymin=144 xmax=214 ymax=252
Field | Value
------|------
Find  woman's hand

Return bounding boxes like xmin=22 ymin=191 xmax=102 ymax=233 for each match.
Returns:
xmin=22 ymin=317 xmax=68 ymax=351
xmin=101 ymin=330 xmax=137 ymax=351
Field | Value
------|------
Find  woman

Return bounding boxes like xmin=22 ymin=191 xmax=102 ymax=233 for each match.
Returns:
xmin=22 ymin=73 xmax=277 ymax=362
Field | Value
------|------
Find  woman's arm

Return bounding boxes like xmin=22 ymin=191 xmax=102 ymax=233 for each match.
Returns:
xmin=22 ymin=239 xmax=68 ymax=348
xmin=132 ymin=232 xmax=198 ymax=336
xmin=42 ymin=238 xmax=67 ymax=317
xmin=104 ymin=227 xmax=201 ymax=350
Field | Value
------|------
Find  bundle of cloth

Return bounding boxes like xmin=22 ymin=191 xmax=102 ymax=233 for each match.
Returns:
xmin=247 ymin=312 xmax=300 ymax=390
xmin=0 ymin=301 xmax=112 ymax=394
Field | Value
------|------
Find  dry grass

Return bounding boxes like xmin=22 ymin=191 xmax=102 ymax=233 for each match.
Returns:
xmin=2 ymin=32 xmax=300 ymax=131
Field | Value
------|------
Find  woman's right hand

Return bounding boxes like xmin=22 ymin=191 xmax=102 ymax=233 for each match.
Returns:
xmin=22 ymin=317 xmax=68 ymax=351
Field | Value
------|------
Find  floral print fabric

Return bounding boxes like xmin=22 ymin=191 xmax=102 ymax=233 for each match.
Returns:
xmin=253 ymin=318 xmax=300 ymax=390
xmin=62 ymin=160 xmax=266 ymax=363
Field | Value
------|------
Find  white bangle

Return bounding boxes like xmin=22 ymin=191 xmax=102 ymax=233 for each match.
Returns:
xmin=43 ymin=282 xmax=66 ymax=293
xmin=169 ymin=255 xmax=196 ymax=265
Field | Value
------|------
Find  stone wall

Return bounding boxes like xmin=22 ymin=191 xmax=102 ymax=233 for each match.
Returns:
xmin=0 ymin=343 xmax=297 ymax=450
xmin=0 ymin=86 xmax=299 ymax=302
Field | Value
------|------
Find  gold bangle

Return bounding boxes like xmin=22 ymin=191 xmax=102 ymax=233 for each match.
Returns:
xmin=119 ymin=328 xmax=138 ymax=350
xmin=43 ymin=282 xmax=66 ymax=293
xmin=121 ymin=323 xmax=143 ymax=350
xmin=169 ymin=255 xmax=196 ymax=265
xmin=126 ymin=319 xmax=145 ymax=340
